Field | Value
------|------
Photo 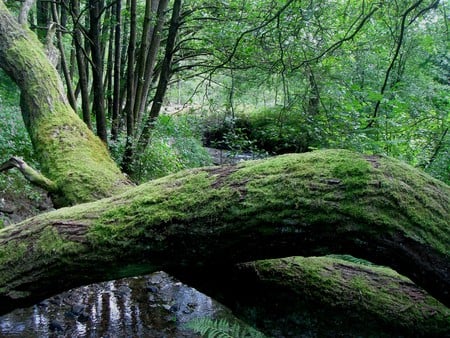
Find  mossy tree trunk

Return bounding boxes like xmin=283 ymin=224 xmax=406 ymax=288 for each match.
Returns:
xmin=0 ymin=0 xmax=132 ymax=207
xmin=0 ymin=150 xmax=448 ymax=314
xmin=224 ymin=256 xmax=450 ymax=336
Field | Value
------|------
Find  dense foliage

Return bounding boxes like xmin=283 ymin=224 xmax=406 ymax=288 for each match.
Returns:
xmin=1 ymin=0 xmax=448 ymax=182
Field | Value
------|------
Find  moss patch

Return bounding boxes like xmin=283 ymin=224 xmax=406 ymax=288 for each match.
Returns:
xmin=88 ymin=169 xmax=239 ymax=250
xmin=35 ymin=226 xmax=84 ymax=256
xmin=245 ymin=256 xmax=450 ymax=335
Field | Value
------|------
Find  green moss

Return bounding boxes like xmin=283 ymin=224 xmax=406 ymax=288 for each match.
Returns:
xmin=249 ymin=256 xmax=450 ymax=335
xmin=4 ymin=27 xmax=130 ymax=207
xmin=231 ymin=149 xmax=449 ymax=253
xmin=231 ymin=149 xmax=372 ymax=215
xmin=85 ymin=149 xmax=449 ymax=261
xmin=36 ymin=226 xmax=83 ymax=255
xmin=375 ymin=156 xmax=450 ymax=253
xmin=0 ymin=242 xmax=27 ymax=266
xmin=88 ymin=170 xmax=238 ymax=250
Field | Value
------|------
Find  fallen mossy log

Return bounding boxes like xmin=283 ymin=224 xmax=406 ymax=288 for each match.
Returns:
xmin=0 ymin=149 xmax=449 ymax=314
xmin=227 ymin=256 xmax=450 ymax=337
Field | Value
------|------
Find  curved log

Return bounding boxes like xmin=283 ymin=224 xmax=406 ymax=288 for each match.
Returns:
xmin=0 ymin=149 xmax=448 ymax=315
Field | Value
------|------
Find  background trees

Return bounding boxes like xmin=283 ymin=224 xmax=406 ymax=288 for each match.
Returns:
xmin=1 ymin=0 xmax=446 ymax=183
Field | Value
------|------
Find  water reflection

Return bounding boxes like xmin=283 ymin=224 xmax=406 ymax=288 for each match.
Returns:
xmin=0 ymin=271 xmax=236 ymax=337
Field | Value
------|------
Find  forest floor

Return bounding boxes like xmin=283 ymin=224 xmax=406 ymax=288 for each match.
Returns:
xmin=0 ymin=175 xmax=53 ymax=226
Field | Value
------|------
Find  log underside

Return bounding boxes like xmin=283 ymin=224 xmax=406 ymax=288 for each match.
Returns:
xmin=0 ymin=149 xmax=449 ymax=316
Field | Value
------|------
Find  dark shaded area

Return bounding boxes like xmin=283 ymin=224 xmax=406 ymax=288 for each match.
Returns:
xmin=0 ymin=272 xmax=244 ymax=337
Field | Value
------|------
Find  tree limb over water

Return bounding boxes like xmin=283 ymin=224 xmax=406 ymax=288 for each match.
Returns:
xmin=0 ymin=149 xmax=448 ymax=315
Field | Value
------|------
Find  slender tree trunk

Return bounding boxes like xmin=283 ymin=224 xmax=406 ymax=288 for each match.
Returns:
xmin=121 ymin=0 xmax=138 ymax=173
xmin=105 ymin=8 xmax=114 ymax=121
xmin=51 ymin=2 xmax=76 ymax=110
xmin=132 ymin=0 xmax=157 ymax=123
xmin=111 ymin=0 xmax=122 ymax=141
xmin=133 ymin=0 xmax=168 ymax=124
xmin=72 ymin=0 xmax=92 ymax=129
xmin=0 ymin=149 xmax=448 ymax=314
xmin=138 ymin=0 xmax=169 ymax=119
xmin=136 ymin=0 xmax=182 ymax=156
xmin=88 ymin=0 xmax=108 ymax=143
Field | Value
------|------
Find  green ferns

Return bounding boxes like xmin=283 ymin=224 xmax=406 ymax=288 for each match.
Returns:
xmin=186 ymin=318 xmax=267 ymax=338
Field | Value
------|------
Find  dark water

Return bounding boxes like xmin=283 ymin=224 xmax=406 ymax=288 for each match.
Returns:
xmin=0 ymin=271 xmax=242 ymax=337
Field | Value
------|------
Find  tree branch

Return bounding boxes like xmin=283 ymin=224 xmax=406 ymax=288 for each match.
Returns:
xmin=0 ymin=157 xmax=58 ymax=192
xmin=0 ymin=150 xmax=448 ymax=314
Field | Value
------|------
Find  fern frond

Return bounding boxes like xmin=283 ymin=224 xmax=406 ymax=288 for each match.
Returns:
xmin=185 ymin=317 xmax=267 ymax=338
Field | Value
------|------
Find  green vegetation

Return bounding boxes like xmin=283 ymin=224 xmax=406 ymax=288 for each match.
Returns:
xmin=0 ymin=0 xmax=449 ymax=335
xmin=0 ymin=70 xmax=33 ymax=163
xmin=114 ymin=114 xmax=212 ymax=182
xmin=186 ymin=317 xmax=267 ymax=338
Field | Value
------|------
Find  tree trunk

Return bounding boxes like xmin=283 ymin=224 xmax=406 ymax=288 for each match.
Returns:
xmin=0 ymin=0 xmax=131 ymax=206
xmin=121 ymin=0 xmax=138 ymax=173
xmin=88 ymin=0 xmax=108 ymax=143
xmin=224 ymin=256 xmax=449 ymax=336
xmin=110 ymin=0 xmax=122 ymax=141
xmin=51 ymin=1 xmax=76 ymax=111
xmin=135 ymin=0 xmax=169 ymax=122
xmin=0 ymin=149 xmax=448 ymax=314
xmin=136 ymin=0 xmax=182 ymax=156
xmin=71 ymin=0 xmax=92 ymax=130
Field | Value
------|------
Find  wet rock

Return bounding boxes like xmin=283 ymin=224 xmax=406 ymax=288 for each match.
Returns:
xmin=49 ymin=295 xmax=62 ymax=306
xmin=169 ymin=304 xmax=179 ymax=313
xmin=71 ymin=303 xmax=85 ymax=315
xmin=146 ymin=285 xmax=158 ymax=293
xmin=77 ymin=311 xmax=90 ymax=323
xmin=115 ymin=285 xmax=131 ymax=296
xmin=49 ymin=319 xmax=63 ymax=332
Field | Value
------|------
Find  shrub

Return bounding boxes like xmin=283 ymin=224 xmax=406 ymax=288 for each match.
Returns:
xmin=129 ymin=114 xmax=212 ymax=182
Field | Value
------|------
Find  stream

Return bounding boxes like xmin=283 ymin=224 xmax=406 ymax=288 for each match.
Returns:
xmin=0 ymin=271 xmax=246 ymax=337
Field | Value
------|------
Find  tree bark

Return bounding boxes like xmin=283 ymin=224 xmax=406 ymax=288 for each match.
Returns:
xmin=0 ymin=0 xmax=132 ymax=206
xmin=136 ymin=0 xmax=182 ymax=156
xmin=226 ymin=256 xmax=449 ymax=336
xmin=0 ymin=149 xmax=448 ymax=314
xmin=88 ymin=0 xmax=108 ymax=143
xmin=121 ymin=0 xmax=138 ymax=173
xmin=71 ymin=0 xmax=92 ymax=130
xmin=135 ymin=0 xmax=169 ymax=121
xmin=51 ymin=1 xmax=77 ymax=111
xmin=110 ymin=0 xmax=122 ymax=141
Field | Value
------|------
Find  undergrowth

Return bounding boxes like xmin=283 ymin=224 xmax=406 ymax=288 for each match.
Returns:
xmin=185 ymin=317 xmax=267 ymax=338
xmin=117 ymin=114 xmax=212 ymax=183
